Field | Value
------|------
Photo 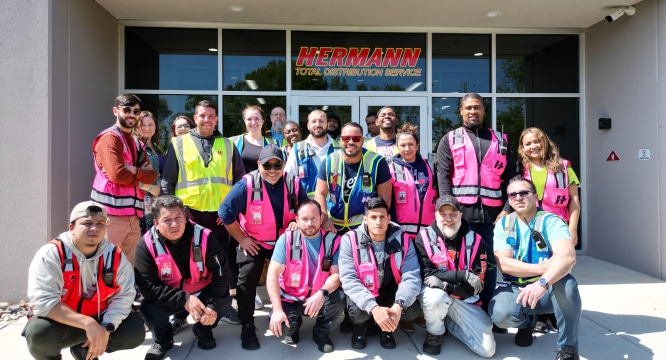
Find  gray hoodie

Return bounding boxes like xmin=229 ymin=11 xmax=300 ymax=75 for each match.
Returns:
xmin=27 ymin=231 xmax=136 ymax=328
xmin=339 ymin=223 xmax=421 ymax=314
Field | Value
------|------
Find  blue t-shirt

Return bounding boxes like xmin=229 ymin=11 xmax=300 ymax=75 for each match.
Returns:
xmin=372 ymin=137 xmax=397 ymax=157
xmin=493 ymin=211 xmax=571 ymax=265
xmin=271 ymin=232 xmax=340 ymax=286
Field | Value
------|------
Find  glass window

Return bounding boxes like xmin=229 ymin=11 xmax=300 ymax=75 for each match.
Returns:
xmin=125 ymin=27 xmax=218 ymax=90
xmin=291 ymin=31 xmax=427 ymax=91
xmin=432 ymin=34 xmax=490 ymax=93
xmin=221 ymin=96 xmax=286 ymax=138
xmin=431 ymin=97 xmax=492 ymax=153
xmin=223 ymin=30 xmax=286 ymax=91
xmin=496 ymin=35 xmax=579 ymax=93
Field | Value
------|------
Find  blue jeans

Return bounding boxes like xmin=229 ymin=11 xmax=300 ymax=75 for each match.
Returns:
xmin=489 ymin=274 xmax=581 ymax=352
xmin=469 ymin=222 xmax=497 ymax=312
xmin=420 ymin=286 xmax=495 ymax=358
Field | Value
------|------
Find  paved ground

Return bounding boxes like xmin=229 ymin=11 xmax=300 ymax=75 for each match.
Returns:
xmin=2 ymin=255 xmax=665 ymax=359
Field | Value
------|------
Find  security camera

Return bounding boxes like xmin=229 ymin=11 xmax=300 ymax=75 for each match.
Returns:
xmin=605 ymin=6 xmax=637 ymax=23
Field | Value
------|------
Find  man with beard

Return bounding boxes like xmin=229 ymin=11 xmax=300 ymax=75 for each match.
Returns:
xmin=435 ymin=93 xmax=517 ymax=323
xmin=314 ymin=122 xmax=392 ymax=233
xmin=414 ymin=195 xmax=495 ymax=357
xmin=285 ymin=110 xmax=340 ymax=198
xmin=91 ymin=93 xmax=158 ymax=264
xmin=269 ymin=106 xmax=287 ymax=146
xmin=162 ymin=99 xmax=245 ymax=326
xmin=266 ymin=200 xmax=344 ymax=353
xmin=326 ymin=113 xmax=341 ymax=139
xmin=364 ymin=112 xmax=379 ymax=140
xmin=364 ymin=106 xmax=399 ymax=157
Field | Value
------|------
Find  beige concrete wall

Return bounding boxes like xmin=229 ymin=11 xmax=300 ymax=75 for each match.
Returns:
xmin=585 ymin=0 xmax=664 ymax=279
xmin=0 ymin=0 xmax=117 ymax=302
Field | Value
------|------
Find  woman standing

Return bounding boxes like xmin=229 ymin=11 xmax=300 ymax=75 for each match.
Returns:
xmin=231 ymin=106 xmax=278 ymax=173
xmin=518 ymin=127 xmax=580 ymax=333
xmin=134 ymin=111 xmax=165 ymax=234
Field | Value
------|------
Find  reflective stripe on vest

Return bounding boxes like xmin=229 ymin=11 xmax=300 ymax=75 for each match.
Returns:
xmin=238 ymin=171 xmax=299 ymax=247
xmin=524 ymin=159 xmax=571 ymax=222
xmin=388 ymin=158 xmax=437 ymax=230
xmin=448 ymin=127 xmax=507 ymax=206
xmin=280 ymin=230 xmax=340 ymax=301
xmin=91 ymin=126 xmax=145 ymax=216
xmin=294 ymin=139 xmax=340 ymax=198
xmin=348 ymin=230 xmax=405 ymax=297
xmin=326 ymin=149 xmax=382 ymax=230
xmin=144 ymin=221 xmax=212 ymax=294
xmin=173 ymin=134 xmax=234 ymax=212
xmin=502 ymin=212 xmax=553 ymax=285
xmin=50 ymin=238 xmax=121 ymax=316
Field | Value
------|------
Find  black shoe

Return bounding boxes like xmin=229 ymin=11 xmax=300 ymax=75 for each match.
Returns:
xmin=492 ymin=324 xmax=508 ymax=334
xmin=367 ymin=319 xmax=381 ymax=337
xmin=241 ymin=323 xmax=260 ymax=350
xmin=422 ymin=331 xmax=444 ymax=355
xmin=534 ymin=319 xmax=548 ymax=333
xmin=379 ymin=331 xmax=396 ymax=349
xmin=144 ymin=341 xmax=174 ymax=360
xmin=556 ymin=350 xmax=580 ymax=360
xmin=351 ymin=323 xmax=368 ymax=350
xmin=515 ymin=326 xmax=535 ymax=347
xmin=313 ymin=334 xmax=334 ymax=353
xmin=340 ymin=313 xmax=354 ymax=333
xmin=193 ymin=324 xmax=216 ymax=350
xmin=70 ymin=345 xmax=97 ymax=360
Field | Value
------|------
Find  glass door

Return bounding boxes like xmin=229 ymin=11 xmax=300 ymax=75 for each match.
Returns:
xmin=290 ymin=96 xmax=359 ymax=138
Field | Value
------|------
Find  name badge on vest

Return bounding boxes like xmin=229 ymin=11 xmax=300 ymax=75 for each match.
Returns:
xmin=359 ymin=263 xmax=375 ymax=291
xmin=156 ymin=255 xmax=173 ymax=281
xmin=289 ymin=261 xmax=302 ymax=287
xmin=250 ymin=204 xmax=263 ymax=224
xmin=397 ymin=186 xmax=407 ymax=204
xmin=298 ymin=165 xmax=306 ymax=178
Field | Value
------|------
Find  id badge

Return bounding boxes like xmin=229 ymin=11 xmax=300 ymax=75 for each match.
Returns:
xmin=298 ymin=165 xmax=305 ymax=178
xmin=156 ymin=255 xmax=173 ymax=281
xmin=397 ymin=187 xmax=407 ymax=204
xmin=289 ymin=261 xmax=302 ymax=287
xmin=358 ymin=263 xmax=375 ymax=291
xmin=250 ymin=204 xmax=263 ymax=224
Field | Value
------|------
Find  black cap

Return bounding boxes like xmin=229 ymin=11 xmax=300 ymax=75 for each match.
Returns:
xmin=436 ymin=195 xmax=461 ymax=212
xmin=327 ymin=112 xmax=340 ymax=121
xmin=259 ymin=144 xmax=284 ymax=164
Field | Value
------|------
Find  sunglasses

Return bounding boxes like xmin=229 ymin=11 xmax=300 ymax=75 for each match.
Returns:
xmin=118 ymin=106 xmax=141 ymax=116
xmin=262 ymin=163 xmax=283 ymax=170
xmin=340 ymin=135 xmax=363 ymax=143
xmin=508 ymin=190 xmax=533 ymax=200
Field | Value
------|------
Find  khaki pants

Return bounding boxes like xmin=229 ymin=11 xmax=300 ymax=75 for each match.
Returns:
xmin=105 ymin=215 xmax=141 ymax=265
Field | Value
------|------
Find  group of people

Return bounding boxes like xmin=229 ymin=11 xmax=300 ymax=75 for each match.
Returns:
xmin=23 ymin=92 xmax=582 ymax=360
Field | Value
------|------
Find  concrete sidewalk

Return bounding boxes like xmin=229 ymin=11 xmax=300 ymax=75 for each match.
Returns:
xmin=2 ymin=255 xmax=664 ymax=359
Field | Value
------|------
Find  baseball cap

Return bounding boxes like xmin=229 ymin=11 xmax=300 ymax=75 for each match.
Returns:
xmin=70 ymin=201 xmax=107 ymax=222
xmin=436 ymin=195 xmax=461 ymax=212
xmin=259 ymin=144 xmax=284 ymax=164
xmin=327 ymin=112 xmax=340 ymax=121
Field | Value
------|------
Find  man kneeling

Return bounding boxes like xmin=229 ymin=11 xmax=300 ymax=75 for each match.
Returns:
xmin=135 ymin=195 xmax=232 ymax=360
xmin=23 ymin=201 xmax=144 ymax=360
xmin=267 ymin=200 xmax=345 ymax=353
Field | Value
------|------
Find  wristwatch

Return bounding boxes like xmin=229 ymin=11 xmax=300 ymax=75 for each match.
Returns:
xmin=538 ymin=277 xmax=549 ymax=289
xmin=394 ymin=299 xmax=407 ymax=309
xmin=100 ymin=322 xmax=115 ymax=332
xmin=319 ymin=289 xmax=330 ymax=298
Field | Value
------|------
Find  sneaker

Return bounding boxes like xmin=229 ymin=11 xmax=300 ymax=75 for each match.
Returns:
xmin=144 ymin=341 xmax=174 ymax=360
xmin=170 ymin=317 xmax=187 ymax=334
xmin=556 ymin=350 xmax=580 ymax=360
xmin=492 ymin=324 xmax=508 ymax=333
xmin=254 ymin=294 xmax=263 ymax=310
xmin=351 ymin=323 xmax=368 ymax=350
xmin=423 ymin=331 xmax=444 ymax=355
xmin=70 ymin=345 xmax=96 ymax=360
xmin=313 ymin=334 xmax=334 ymax=353
xmin=379 ymin=331 xmax=396 ymax=349
xmin=193 ymin=324 xmax=216 ymax=350
xmin=515 ymin=326 xmax=535 ymax=347
xmin=220 ymin=307 xmax=241 ymax=325
xmin=399 ymin=320 xmax=414 ymax=333
xmin=241 ymin=322 xmax=261 ymax=350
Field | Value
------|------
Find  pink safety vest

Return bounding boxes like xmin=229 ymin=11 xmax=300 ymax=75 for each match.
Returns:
xmin=523 ymin=159 xmax=571 ymax=222
xmin=448 ymin=127 xmax=507 ymax=207
xmin=279 ymin=230 xmax=340 ymax=301
xmin=348 ymin=230 xmax=410 ymax=297
xmin=91 ymin=126 xmax=145 ymax=216
xmin=144 ymin=221 xmax=212 ymax=294
xmin=238 ymin=171 xmax=299 ymax=249
xmin=388 ymin=158 xmax=437 ymax=235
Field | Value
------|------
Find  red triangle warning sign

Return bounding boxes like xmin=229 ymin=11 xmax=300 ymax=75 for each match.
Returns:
xmin=606 ymin=150 xmax=620 ymax=161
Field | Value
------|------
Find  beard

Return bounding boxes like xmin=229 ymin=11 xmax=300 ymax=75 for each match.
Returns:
xmin=437 ymin=221 xmax=461 ymax=239
xmin=117 ymin=113 xmax=136 ymax=129
xmin=273 ymin=122 xmax=284 ymax=132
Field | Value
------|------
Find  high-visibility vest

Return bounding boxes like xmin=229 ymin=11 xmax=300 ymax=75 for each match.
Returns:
xmin=500 ymin=212 xmax=554 ymax=285
xmin=292 ymin=138 xmax=340 ymax=198
xmin=388 ymin=157 xmax=437 ymax=236
xmin=524 ymin=159 xmax=572 ymax=222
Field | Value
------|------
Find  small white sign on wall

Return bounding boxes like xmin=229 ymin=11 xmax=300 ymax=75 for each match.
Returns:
xmin=638 ymin=149 xmax=651 ymax=161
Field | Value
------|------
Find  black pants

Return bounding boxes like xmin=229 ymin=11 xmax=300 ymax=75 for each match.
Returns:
xmin=189 ymin=209 xmax=238 ymax=291
xmin=270 ymin=289 xmax=345 ymax=338
xmin=346 ymin=290 xmax=420 ymax=326
xmin=22 ymin=312 xmax=145 ymax=360
xmin=236 ymin=246 xmax=273 ymax=325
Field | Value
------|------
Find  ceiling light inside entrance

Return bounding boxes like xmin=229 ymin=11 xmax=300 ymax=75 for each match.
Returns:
xmin=486 ymin=11 xmax=502 ymax=18
xmin=229 ymin=5 xmax=244 ymax=12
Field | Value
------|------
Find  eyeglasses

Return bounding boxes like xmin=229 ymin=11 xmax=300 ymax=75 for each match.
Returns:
xmin=271 ymin=113 xmax=286 ymax=117
xmin=175 ymin=124 xmax=191 ymax=130
xmin=261 ymin=162 xmax=283 ymax=170
xmin=118 ymin=106 xmax=141 ymax=116
xmin=508 ymin=190 xmax=533 ymax=200
xmin=340 ymin=135 xmax=363 ymax=143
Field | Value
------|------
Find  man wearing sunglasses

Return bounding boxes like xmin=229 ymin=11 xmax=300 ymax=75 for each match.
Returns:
xmin=490 ymin=176 xmax=581 ymax=360
xmin=219 ymin=144 xmax=308 ymax=350
xmin=435 ymin=93 xmax=518 ymax=321
xmin=91 ymin=93 xmax=158 ymax=264
xmin=314 ymin=122 xmax=392 ymax=234
xmin=266 ymin=200 xmax=344 ymax=353
xmin=364 ymin=106 xmax=400 ymax=157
